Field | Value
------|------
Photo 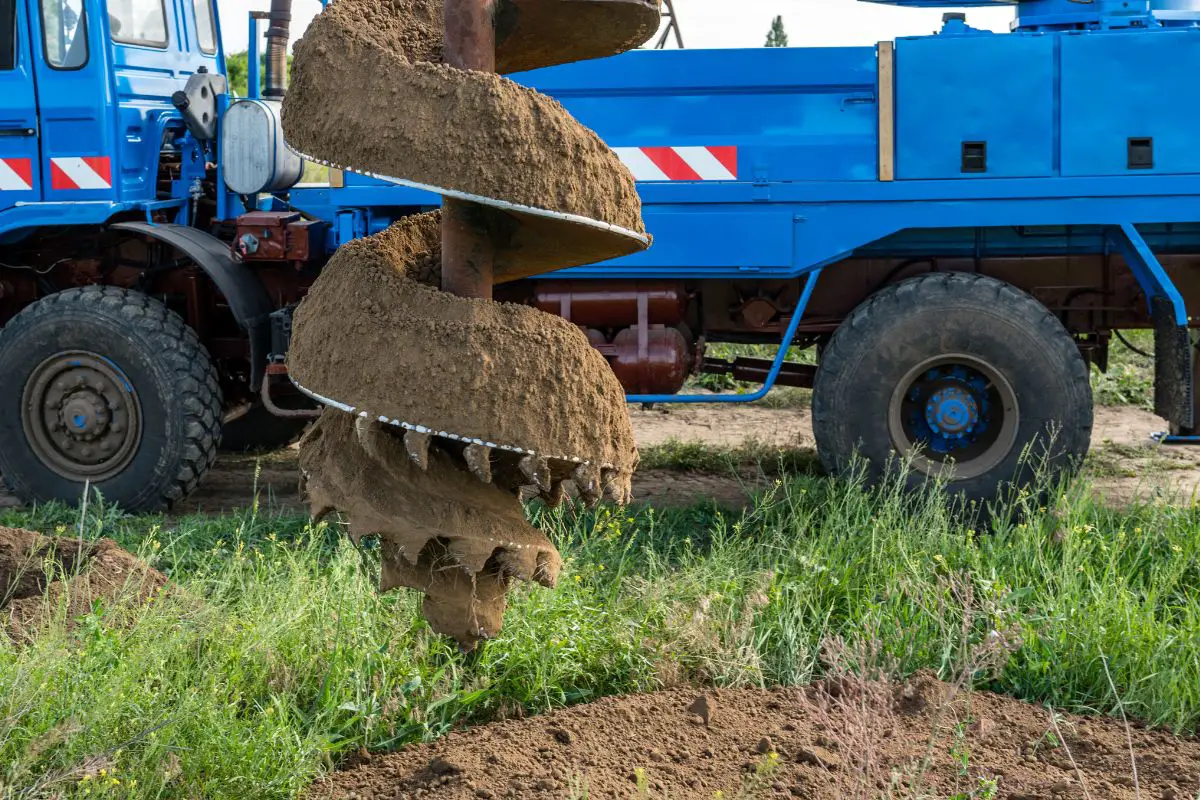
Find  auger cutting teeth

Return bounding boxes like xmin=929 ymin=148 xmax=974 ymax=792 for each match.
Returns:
xmin=463 ymin=444 xmax=493 ymax=484
xmin=404 ymin=430 xmax=432 ymax=470
xmin=572 ymin=463 xmax=602 ymax=505
xmin=519 ymin=454 xmax=552 ymax=492
xmin=542 ymin=480 xmax=569 ymax=508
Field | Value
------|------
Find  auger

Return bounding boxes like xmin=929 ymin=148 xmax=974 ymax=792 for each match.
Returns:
xmin=280 ymin=0 xmax=661 ymax=647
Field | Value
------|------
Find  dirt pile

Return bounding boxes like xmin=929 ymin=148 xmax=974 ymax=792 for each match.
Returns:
xmin=0 ymin=527 xmax=165 ymax=641
xmin=312 ymin=674 xmax=1200 ymax=799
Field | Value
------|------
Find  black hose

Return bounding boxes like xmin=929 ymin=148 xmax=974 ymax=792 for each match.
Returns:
xmin=1114 ymin=329 xmax=1153 ymax=359
xmin=264 ymin=0 xmax=291 ymax=99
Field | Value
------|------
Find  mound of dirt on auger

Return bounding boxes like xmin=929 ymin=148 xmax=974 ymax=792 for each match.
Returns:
xmin=290 ymin=213 xmax=637 ymax=479
xmin=284 ymin=0 xmax=648 ymax=268
xmin=301 ymin=411 xmax=561 ymax=646
xmin=0 ymin=527 xmax=164 ymax=641
xmin=312 ymin=674 xmax=1200 ymax=799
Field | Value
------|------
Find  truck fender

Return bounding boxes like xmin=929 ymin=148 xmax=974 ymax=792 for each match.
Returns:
xmin=109 ymin=221 xmax=274 ymax=391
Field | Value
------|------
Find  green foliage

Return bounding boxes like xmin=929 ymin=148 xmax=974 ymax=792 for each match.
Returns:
xmin=765 ymin=15 xmax=789 ymax=47
xmin=2 ymin=466 xmax=1199 ymax=798
xmin=223 ymin=50 xmax=294 ymax=98
xmin=1091 ymin=330 xmax=1155 ymax=410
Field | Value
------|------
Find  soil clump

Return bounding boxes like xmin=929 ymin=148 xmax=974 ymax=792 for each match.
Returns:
xmin=0 ymin=527 xmax=165 ymax=641
xmin=311 ymin=674 xmax=1200 ymax=799
xmin=284 ymin=0 xmax=651 ymax=272
xmin=299 ymin=411 xmax=561 ymax=647
xmin=289 ymin=213 xmax=637 ymax=479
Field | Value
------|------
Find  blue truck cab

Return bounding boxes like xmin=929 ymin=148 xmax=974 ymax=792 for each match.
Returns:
xmin=1 ymin=0 xmax=1199 ymax=512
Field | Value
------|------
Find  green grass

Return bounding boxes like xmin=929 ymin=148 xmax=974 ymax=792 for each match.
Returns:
xmin=1091 ymin=330 xmax=1155 ymax=410
xmin=1 ymin=469 xmax=1199 ymax=799
xmin=637 ymin=438 xmax=821 ymax=476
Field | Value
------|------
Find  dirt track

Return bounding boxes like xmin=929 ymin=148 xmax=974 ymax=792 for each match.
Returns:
xmin=2 ymin=403 xmax=1196 ymax=513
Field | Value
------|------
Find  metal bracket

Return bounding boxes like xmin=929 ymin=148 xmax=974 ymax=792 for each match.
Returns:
xmin=1110 ymin=223 xmax=1195 ymax=431
xmin=626 ymin=268 xmax=823 ymax=405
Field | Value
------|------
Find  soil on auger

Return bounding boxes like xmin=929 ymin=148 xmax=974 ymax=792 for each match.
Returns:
xmin=283 ymin=0 xmax=647 ymax=237
xmin=283 ymin=0 xmax=656 ymax=649
xmin=289 ymin=214 xmax=637 ymax=470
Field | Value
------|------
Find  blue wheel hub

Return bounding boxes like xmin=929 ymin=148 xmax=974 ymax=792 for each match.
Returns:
xmin=925 ymin=386 xmax=979 ymax=437
xmin=904 ymin=365 xmax=992 ymax=455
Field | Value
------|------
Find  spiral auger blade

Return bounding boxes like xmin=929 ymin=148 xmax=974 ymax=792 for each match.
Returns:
xmin=283 ymin=0 xmax=655 ymax=648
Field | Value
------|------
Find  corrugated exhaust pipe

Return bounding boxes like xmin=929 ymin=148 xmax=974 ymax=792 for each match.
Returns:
xmin=264 ymin=0 xmax=291 ymax=98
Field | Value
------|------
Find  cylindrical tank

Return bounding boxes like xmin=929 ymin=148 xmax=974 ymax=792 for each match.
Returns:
xmin=533 ymin=281 xmax=688 ymax=327
xmin=221 ymin=99 xmax=304 ymax=195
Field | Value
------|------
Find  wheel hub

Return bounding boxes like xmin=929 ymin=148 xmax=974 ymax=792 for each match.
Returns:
xmin=22 ymin=353 xmax=142 ymax=480
xmin=888 ymin=354 xmax=1019 ymax=481
xmin=925 ymin=385 xmax=980 ymax=438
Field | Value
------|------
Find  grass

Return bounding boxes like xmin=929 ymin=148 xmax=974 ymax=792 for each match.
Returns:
xmin=1 ymin=464 xmax=1199 ymax=799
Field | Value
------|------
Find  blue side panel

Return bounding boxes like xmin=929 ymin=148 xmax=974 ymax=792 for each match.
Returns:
xmin=518 ymin=47 xmax=881 ymax=183
xmin=1061 ymin=30 xmax=1200 ymax=177
xmin=896 ymin=34 xmax=1056 ymax=179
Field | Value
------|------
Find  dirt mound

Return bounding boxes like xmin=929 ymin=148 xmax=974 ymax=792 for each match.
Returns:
xmin=0 ymin=527 xmax=164 ymax=641
xmin=312 ymin=675 xmax=1200 ymax=799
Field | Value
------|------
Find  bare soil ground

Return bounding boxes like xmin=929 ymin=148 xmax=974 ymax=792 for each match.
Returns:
xmin=311 ymin=673 xmax=1200 ymax=800
xmin=0 ymin=527 xmax=164 ymax=641
xmin=2 ymin=404 xmax=1196 ymax=513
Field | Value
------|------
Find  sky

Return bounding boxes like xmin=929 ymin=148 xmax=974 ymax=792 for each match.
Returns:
xmin=213 ymin=0 xmax=1016 ymax=55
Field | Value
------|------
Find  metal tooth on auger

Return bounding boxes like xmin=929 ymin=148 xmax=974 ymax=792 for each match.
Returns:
xmin=519 ymin=454 xmax=551 ymax=492
xmin=404 ymin=430 xmax=432 ymax=470
xmin=542 ymin=480 xmax=568 ymax=508
xmin=463 ymin=443 xmax=492 ymax=484
xmin=573 ymin=463 xmax=602 ymax=505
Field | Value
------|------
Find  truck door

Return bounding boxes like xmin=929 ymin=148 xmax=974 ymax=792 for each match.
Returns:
xmin=0 ymin=0 xmax=40 ymax=207
xmin=27 ymin=0 xmax=116 ymax=201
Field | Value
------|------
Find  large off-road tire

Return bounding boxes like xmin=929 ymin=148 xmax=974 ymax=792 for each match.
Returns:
xmin=0 ymin=287 xmax=222 ymax=511
xmin=812 ymin=272 xmax=1093 ymax=504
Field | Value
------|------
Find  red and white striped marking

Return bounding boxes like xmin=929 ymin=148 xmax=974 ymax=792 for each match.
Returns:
xmin=0 ymin=158 xmax=33 ymax=191
xmin=614 ymin=146 xmax=738 ymax=182
xmin=50 ymin=157 xmax=112 ymax=191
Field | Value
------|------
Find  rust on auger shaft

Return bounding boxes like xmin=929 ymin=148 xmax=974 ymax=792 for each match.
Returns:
xmin=442 ymin=0 xmax=497 ymax=300
xmin=282 ymin=0 xmax=661 ymax=651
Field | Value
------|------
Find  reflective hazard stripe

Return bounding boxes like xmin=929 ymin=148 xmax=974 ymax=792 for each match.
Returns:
xmin=50 ymin=157 xmax=112 ymax=190
xmin=0 ymin=158 xmax=33 ymax=191
xmin=614 ymin=146 xmax=738 ymax=182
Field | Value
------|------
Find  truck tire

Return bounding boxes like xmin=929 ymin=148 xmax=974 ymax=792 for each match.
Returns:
xmin=812 ymin=272 xmax=1093 ymax=504
xmin=0 ymin=287 xmax=222 ymax=512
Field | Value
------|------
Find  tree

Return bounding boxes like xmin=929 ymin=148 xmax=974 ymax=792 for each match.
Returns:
xmin=224 ymin=50 xmax=293 ymax=98
xmin=765 ymin=15 xmax=788 ymax=48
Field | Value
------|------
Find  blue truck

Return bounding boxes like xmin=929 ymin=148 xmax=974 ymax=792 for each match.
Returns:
xmin=0 ymin=0 xmax=1197 ymax=511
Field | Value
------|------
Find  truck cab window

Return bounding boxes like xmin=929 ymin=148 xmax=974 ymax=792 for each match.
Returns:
xmin=40 ymin=0 xmax=87 ymax=69
xmin=108 ymin=0 xmax=166 ymax=47
xmin=1 ymin=0 xmax=15 ymax=70
xmin=194 ymin=0 xmax=214 ymax=54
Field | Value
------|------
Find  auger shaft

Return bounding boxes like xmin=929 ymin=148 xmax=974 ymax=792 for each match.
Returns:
xmin=442 ymin=0 xmax=498 ymax=299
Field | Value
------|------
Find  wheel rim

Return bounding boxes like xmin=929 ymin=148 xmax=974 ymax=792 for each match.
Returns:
xmin=21 ymin=351 xmax=143 ymax=482
xmin=887 ymin=354 xmax=1019 ymax=481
